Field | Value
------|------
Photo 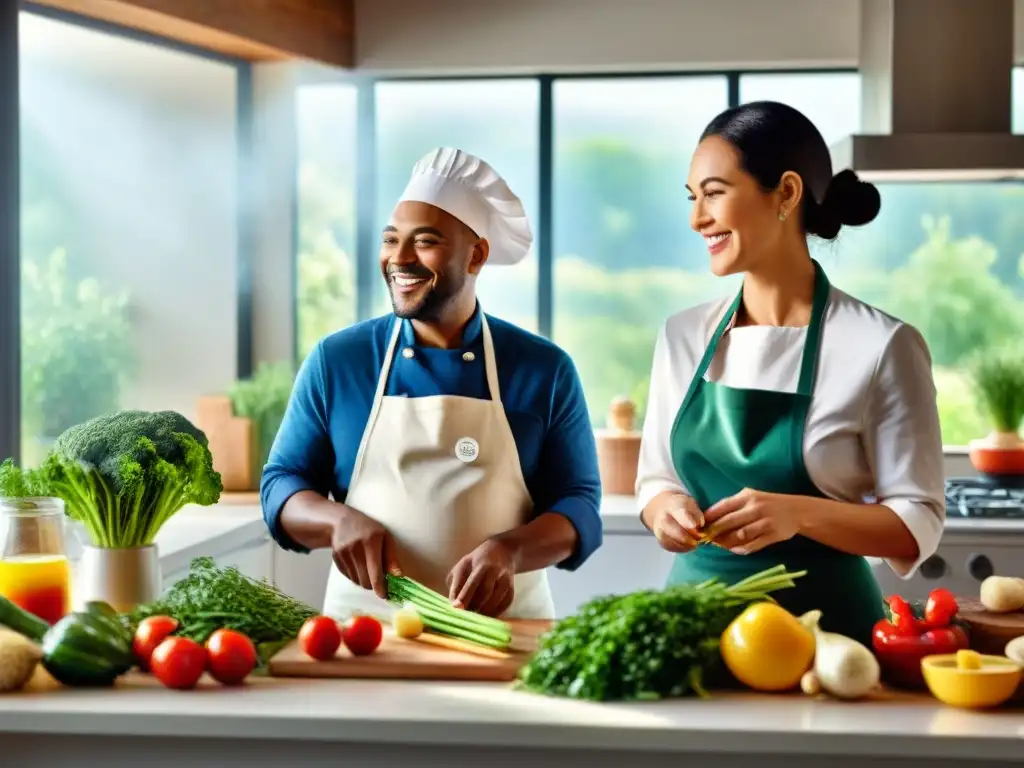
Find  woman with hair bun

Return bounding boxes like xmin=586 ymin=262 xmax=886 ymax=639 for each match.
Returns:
xmin=636 ymin=101 xmax=945 ymax=645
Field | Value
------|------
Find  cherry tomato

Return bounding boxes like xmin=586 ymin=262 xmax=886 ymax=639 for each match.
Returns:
xmin=205 ymin=629 xmax=258 ymax=685
xmin=924 ymin=588 xmax=959 ymax=628
xmin=298 ymin=616 xmax=342 ymax=661
xmin=342 ymin=615 xmax=383 ymax=656
xmin=150 ymin=636 xmax=207 ymax=690
xmin=133 ymin=615 xmax=180 ymax=670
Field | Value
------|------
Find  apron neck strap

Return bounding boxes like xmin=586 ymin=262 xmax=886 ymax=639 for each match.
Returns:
xmin=691 ymin=259 xmax=830 ymax=398
xmin=797 ymin=260 xmax=830 ymax=397
xmin=479 ymin=313 xmax=502 ymax=404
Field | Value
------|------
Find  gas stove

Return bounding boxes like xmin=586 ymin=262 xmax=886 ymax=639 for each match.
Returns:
xmin=945 ymin=476 xmax=1024 ymax=519
xmin=870 ymin=475 xmax=1024 ymax=601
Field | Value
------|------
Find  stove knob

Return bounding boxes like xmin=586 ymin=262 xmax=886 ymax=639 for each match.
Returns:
xmin=967 ymin=554 xmax=994 ymax=581
xmin=918 ymin=555 xmax=947 ymax=580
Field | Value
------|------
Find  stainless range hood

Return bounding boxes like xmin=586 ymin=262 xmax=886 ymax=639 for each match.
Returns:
xmin=829 ymin=0 xmax=1024 ymax=181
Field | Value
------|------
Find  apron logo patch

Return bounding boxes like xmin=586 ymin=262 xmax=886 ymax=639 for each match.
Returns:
xmin=455 ymin=437 xmax=479 ymax=463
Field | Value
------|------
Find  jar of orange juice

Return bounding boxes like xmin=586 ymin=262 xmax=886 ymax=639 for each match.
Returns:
xmin=0 ymin=497 xmax=71 ymax=625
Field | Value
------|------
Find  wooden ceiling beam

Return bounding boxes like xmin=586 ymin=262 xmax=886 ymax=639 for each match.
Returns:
xmin=28 ymin=0 xmax=354 ymax=67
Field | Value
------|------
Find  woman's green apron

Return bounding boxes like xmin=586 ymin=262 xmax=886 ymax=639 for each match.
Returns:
xmin=667 ymin=260 xmax=884 ymax=646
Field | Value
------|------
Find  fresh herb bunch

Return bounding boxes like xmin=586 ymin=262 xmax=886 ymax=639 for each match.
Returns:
xmin=972 ymin=349 xmax=1024 ymax=434
xmin=386 ymin=573 xmax=512 ymax=649
xmin=0 ymin=459 xmax=50 ymax=499
xmin=516 ymin=565 xmax=805 ymax=702
xmin=128 ymin=557 xmax=317 ymax=655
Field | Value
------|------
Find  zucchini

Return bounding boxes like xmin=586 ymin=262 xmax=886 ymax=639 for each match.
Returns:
xmin=0 ymin=594 xmax=135 ymax=687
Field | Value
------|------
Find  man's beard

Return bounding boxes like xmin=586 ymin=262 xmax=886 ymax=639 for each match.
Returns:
xmin=388 ymin=269 xmax=466 ymax=321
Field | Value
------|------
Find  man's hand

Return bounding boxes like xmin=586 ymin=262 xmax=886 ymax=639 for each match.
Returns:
xmin=642 ymin=492 xmax=704 ymax=553
xmin=447 ymin=539 xmax=517 ymax=617
xmin=330 ymin=506 xmax=400 ymax=600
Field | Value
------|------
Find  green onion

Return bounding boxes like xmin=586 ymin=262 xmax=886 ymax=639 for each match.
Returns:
xmin=386 ymin=574 xmax=513 ymax=649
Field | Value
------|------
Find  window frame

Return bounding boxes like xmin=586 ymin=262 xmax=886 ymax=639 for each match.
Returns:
xmin=1 ymin=4 xmax=256 ymax=463
xmin=299 ymin=67 xmax=858 ymax=341
xmin=295 ymin=66 xmax=1024 ymax=463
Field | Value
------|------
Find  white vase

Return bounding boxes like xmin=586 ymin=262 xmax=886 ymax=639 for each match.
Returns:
xmin=73 ymin=545 xmax=163 ymax=614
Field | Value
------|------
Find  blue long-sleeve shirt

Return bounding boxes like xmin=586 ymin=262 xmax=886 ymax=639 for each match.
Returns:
xmin=260 ymin=307 xmax=603 ymax=571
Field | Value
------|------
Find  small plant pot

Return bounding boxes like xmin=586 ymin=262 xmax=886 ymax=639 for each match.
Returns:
xmin=969 ymin=431 xmax=1024 ymax=476
xmin=73 ymin=545 xmax=163 ymax=613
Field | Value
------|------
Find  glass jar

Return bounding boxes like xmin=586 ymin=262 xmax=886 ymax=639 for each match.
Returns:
xmin=0 ymin=497 xmax=71 ymax=625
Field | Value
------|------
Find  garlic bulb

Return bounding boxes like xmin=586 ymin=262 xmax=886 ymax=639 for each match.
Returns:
xmin=800 ymin=610 xmax=880 ymax=700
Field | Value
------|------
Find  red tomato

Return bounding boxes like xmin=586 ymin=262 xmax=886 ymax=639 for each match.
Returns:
xmin=342 ymin=615 xmax=383 ymax=656
xmin=298 ymin=616 xmax=342 ymax=661
xmin=133 ymin=616 xmax=180 ymax=670
xmin=150 ymin=636 xmax=207 ymax=690
xmin=205 ymin=629 xmax=258 ymax=685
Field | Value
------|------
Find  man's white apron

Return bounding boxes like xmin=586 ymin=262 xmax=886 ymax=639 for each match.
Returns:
xmin=322 ymin=314 xmax=555 ymax=621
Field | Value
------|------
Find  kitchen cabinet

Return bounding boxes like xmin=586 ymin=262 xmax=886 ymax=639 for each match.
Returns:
xmin=273 ymin=548 xmax=333 ymax=609
xmin=547 ymin=532 xmax=674 ymax=617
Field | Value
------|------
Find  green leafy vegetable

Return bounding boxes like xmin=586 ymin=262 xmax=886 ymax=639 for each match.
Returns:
xmin=516 ymin=565 xmax=806 ymax=702
xmin=128 ymin=557 xmax=317 ymax=656
xmin=972 ymin=348 xmax=1024 ymax=434
xmin=38 ymin=410 xmax=223 ymax=547
xmin=0 ymin=459 xmax=50 ymax=499
xmin=386 ymin=574 xmax=512 ymax=649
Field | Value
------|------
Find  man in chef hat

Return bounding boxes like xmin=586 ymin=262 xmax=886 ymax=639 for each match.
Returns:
xmin=262 ymin=147 xmax=602 ymax=620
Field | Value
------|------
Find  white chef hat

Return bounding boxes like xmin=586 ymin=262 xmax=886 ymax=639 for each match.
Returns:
xmin=396 ymin=147 xmax=533 ymax=266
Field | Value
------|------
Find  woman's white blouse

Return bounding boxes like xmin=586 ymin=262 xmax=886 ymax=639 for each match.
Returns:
xmin=635 ymin=285 xmax=946 ymax=578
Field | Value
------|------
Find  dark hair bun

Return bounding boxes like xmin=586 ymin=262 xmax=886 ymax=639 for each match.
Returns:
xmin=806 ymin=169 xmax=881 ymax=240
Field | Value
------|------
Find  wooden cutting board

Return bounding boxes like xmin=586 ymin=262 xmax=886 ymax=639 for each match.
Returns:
xmin=268 ymin=620 xmax=551 ymax=681
xmin=957 ymin=597 xmax=1024 ymax=655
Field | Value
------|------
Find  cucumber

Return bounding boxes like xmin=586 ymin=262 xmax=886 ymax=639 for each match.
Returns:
xmin=0 ymin=594 xmax=49 ymax=643
xmin=0 ymin=595 xmax=135 ymax=687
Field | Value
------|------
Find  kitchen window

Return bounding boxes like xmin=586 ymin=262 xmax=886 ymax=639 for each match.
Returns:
xmin=18 ymin=11 xmax=244 ymax=465
xmin=291 ymin=69 xmax=1024 ymax=454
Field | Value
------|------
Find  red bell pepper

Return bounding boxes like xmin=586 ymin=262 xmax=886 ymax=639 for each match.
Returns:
xmin=873 ymin=590 xmax=969 ymax=689
xmin=923 ymin=587 xmax=959 ymax=629
xmin=885 ymin=595 xmax=921 ymax=635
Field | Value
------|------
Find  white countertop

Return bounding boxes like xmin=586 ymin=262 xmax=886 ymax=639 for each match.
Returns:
xmin=1 ymin=673 xmax=1022 ymax=760
xmin=153 ymin=501 xmax=266 ymax=574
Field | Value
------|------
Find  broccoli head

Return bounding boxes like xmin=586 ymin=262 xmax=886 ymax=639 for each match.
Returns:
xmin=40 ymin=410 xmax=223 ymax=547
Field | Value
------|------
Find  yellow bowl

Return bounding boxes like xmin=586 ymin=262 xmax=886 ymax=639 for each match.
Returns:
xmin=921 ymin=653 xmax=1022 ymax=709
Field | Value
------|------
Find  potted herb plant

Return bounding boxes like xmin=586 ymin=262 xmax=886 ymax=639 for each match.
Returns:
xmin=968 ymin=348 xmax=1024 ymax=476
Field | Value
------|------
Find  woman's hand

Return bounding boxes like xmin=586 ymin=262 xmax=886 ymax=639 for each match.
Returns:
xmin=641 ymin=492 xmax=704 ymax=553
xmin=703 ymin=489 xmax=801 ymax=554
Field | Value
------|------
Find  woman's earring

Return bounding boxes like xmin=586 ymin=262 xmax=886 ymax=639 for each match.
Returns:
xmin=778 ymin=211 xmax=787 ymax=222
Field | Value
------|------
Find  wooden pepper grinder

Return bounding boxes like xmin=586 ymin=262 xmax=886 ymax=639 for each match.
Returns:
xmin=595 ymin=396 xmax=642 ymax=496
